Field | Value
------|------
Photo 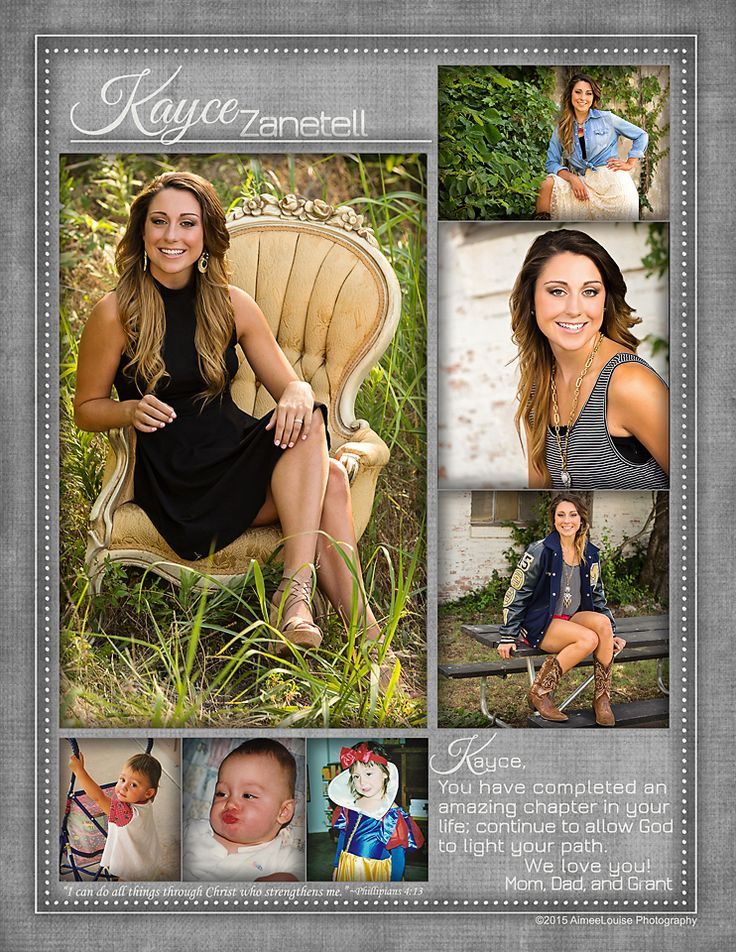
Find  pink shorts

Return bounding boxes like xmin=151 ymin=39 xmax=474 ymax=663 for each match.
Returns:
xmin=552 ymin=614 xmax=572 ymax=620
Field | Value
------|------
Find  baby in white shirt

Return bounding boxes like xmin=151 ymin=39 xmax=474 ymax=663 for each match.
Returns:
xmin=69 ymin=751 xmax=162 ymax=881
xmin=183 ymin=739 xmax=303 ymax=882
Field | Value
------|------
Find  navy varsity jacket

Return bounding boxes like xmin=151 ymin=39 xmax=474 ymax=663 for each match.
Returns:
xmin=497 ymin=530 xmax=615 ymax=648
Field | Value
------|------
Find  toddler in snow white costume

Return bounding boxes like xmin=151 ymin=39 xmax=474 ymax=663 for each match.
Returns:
xmin=329 ymin=742 xmax=424 ymax=881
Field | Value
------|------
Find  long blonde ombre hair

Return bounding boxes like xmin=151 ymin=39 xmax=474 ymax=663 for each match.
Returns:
xmin=557 ymin=72 xmax=602 ymax=159
xmin=510 ymin=229 xmax=641 ymax=481
xmin=115 ymin=171 xmax=234 ymax=402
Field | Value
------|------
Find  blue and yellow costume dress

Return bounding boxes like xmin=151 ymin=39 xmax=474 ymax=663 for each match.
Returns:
xmin=331 ymin=803 xmax=423 ymax=881
xmin=328 ymin=757 xmax=424 ymax=881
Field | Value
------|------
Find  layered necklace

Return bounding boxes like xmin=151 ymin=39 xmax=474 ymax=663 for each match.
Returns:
xmin=550 ymin=331 xmax=604 ymax=487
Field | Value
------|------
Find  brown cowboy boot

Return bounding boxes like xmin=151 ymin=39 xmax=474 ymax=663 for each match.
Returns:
xmin=593 ymin=657 xmax=616 ymax=726
xmin=528 ymin=656 xmax=568 ymax=721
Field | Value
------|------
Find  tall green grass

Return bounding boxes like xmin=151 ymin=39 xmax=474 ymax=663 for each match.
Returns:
xmin=59 ymin=153 xmax=426 ymax=728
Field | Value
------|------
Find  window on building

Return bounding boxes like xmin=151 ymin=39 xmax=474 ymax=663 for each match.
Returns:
xmin=470 ymin=491 xmax=543 ymax=526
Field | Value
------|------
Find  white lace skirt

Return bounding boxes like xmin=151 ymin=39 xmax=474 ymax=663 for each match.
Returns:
xmin=550 ymin=167 xmax=640 ymax=221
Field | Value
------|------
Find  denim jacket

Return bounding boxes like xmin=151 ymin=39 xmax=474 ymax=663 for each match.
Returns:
xmin=498 ymin=531 xmax=615 ymax=648
xmin=545 ymin=109 xmax=648 ymax=176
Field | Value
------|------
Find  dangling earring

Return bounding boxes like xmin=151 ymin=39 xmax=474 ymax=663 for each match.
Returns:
xmin=143 ymin=249 xmax=149 ymax=272
xmin=197 ymin=251 xmax=209 ymax=274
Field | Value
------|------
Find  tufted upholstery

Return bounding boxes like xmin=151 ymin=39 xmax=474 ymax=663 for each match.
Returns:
xmin=86 ymin=195 xmax=402 ymax=588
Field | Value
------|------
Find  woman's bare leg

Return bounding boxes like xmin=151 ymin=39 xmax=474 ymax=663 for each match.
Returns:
xmin=570 ymin=611 xmax=615 ymax=665
xmin=528 ymin=618 xmax=599 ymax=720
xmin=251 ymin=414 xmax=329 ymax=626
xmin=251 ymin=431 xmax=379 ymax=637
xmin=535 ymin=175 xmax=555 ymax=215
xmin=314 ymin=459 xmax=380 ymax=641
xmin=538 ymin=618 xmax=599 ymax=672
xmin=570 ymin=611 xmax=616 ymax=725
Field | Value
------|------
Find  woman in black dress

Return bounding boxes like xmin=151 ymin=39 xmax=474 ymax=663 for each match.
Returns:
xmin=74 ymin=171 xmax=380 ymax=655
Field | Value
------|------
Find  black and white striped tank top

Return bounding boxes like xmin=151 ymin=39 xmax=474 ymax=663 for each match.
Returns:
xmin=545 ymin=352 xmax=668 ymax=490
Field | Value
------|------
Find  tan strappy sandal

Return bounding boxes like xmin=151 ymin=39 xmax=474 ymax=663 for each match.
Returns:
xmin=269 ymin=570 xmax=322 ymax=657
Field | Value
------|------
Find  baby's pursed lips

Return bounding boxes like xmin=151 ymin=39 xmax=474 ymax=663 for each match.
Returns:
xmin=222 ymin=811 xmax=239 ymax=824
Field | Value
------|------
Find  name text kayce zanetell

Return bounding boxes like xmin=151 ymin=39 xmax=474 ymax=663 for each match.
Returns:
xmin=70 ymin=67 xmax=367 ymax=145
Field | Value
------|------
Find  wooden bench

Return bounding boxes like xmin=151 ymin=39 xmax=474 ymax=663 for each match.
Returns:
xmin=439 ymin=615 xmax=668 ymax=728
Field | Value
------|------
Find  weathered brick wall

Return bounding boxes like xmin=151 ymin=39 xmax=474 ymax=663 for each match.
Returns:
xmin=439 ymin=490 xmax=655 ymax=601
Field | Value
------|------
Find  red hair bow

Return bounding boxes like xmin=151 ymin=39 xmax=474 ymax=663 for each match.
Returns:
xmin=339 ymin=744 xmax=388 ymax=768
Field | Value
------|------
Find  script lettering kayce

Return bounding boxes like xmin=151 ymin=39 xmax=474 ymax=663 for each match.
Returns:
xmin=69 ymin=66 xmax=368 ymax=144
xmin=429 ymin=734 xmax=526 ymax=776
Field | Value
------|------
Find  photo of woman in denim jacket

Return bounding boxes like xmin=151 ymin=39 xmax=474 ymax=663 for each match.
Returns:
xmin=534 ymin=73 xmax=648 ymax=221
xmin=497 ymin=494 xmax=626 ymax=726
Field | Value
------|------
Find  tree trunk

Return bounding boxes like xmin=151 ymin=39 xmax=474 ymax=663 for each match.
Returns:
xmin=640 ymin=491 xmax=669 ymax=600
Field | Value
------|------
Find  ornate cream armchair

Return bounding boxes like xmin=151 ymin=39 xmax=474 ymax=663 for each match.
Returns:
xmin=86 ymin=193 xmax=402 ymax=589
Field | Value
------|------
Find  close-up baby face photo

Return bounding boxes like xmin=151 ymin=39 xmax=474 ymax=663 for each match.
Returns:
xmin=209 ymin=752 xmax=295 ymax=848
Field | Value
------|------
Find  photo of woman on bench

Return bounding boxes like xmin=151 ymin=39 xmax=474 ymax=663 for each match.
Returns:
xmin=438 ymin=484 xmax=669 ymax=729
xmin=497 ymin=494 xmax=624 ymax=726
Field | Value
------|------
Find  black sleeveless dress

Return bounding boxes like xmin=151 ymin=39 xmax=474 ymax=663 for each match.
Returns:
xmin=113 ymin=276 xmax=318 ymax=561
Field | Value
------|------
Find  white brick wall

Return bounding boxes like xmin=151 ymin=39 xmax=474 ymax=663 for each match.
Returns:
xmin=438 ymin=490 xmax=656 ymax=601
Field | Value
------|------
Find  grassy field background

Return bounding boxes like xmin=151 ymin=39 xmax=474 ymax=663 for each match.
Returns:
xmin=59 ymin=153 xmax=426 ymax=728
xmin=439 ymin=611 xmax=668 ymax=728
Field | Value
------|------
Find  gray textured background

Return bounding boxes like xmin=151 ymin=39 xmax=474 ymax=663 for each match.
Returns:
xmin=3 ymin=1 xmax=734 ymax=949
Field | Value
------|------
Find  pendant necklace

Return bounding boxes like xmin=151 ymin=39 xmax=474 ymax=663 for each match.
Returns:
xmin=561 ymin=558 xmax=576 ymax=610
xmin=550 ymin=331 xmax=604 ymax=487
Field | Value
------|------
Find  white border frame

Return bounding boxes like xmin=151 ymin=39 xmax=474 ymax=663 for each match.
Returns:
xmin=37 ymin=32 xmax=696 ymax=914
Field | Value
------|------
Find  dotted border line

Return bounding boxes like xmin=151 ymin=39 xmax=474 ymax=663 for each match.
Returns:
xmin=46 ymin=44 xmax=686 ymax=55
xmin=41 ymin=897 xmax=693 ymax=909
xmin=40 ymin=48 xmax=54 ymax=911
xmin=40 ymin=40 xmax=695 ymax=911
xmin=676 ymin=46 xmax=693 ymax=908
